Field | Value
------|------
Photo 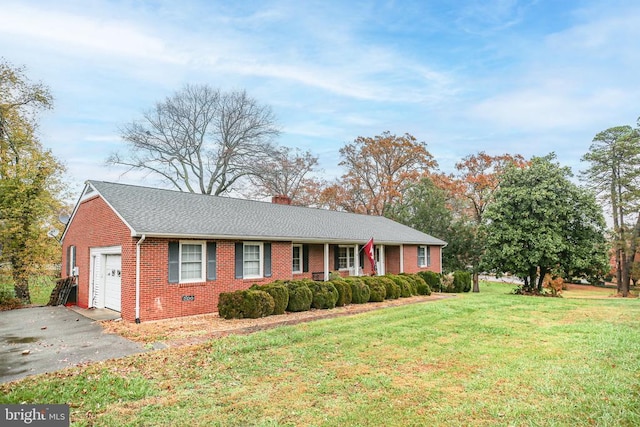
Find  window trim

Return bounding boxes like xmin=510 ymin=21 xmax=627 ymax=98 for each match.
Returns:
xmin=292 ymin=244 xmax=303 ymax=274
xmin=418 ymin=245 xmax=431 ymax=267
xmin=338 ymin=245 xmax=356 ymax=271
xmin=178 ymin=241 xmax=206 ymax=284
xmin=243 ymin=242 xmax=264 ymax=279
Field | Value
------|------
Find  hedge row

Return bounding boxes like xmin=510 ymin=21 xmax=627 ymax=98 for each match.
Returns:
xmin=416 ymin=270 xmax=472 ymax=293
xmin=217 ymin=273 xmax=433 ymax=319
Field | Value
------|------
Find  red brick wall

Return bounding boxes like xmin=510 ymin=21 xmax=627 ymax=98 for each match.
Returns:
xmin=62 ymin=195 xmax=134 ymax=313
xmin=137 ymin=240 xmax=298 ymax=321
xmin=385 ymin=246 xmax=401 ymax=274
xmin=64 ymin=194 xmax=444 ymax=322
xmin=402 ymin=245 xmax=442 ymax=274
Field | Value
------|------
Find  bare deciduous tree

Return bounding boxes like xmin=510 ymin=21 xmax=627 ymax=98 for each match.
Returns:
xmin=108 ymin=85 xmax=280 ymax=195
xmin=246 ymin=147 xmax=319 ymax=203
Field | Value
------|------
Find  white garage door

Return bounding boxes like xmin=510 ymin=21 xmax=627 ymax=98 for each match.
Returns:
xmin=104 ymin=254 xmax=122 ymax=312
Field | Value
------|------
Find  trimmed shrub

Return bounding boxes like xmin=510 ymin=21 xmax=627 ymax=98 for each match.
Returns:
xmin=364 ymin=277 xmax=386 ymax=302
xmin=329 ymin=271 xmax=342 ymax=281
xmin=218 ymin=289 xmax=274 ymax=319
xmin=349 ymin=278 xmax=370 ymax=304
xmin=331 ymin=279 xmax=352 ymax=306
xmin=453 ymin=271 xmax=472 ymax=293
xmin=400 ymin=273 xmax=419 ymax=295
xmin=407 ymin=274 xmax=428 ymax=295
xmin=218 ymin=290 xmax=245 ymax=319
xmin=389 ymin=275 xmax=413 ymax=297
xmin=417 ymin=271 xmax=441 ymax=292
xmin=286 ymin=281 xmax=313 ymax=312
xmin=242 ymin=290 xmax=275 ymax=318
xmin=409 ymin=274 xmax=431 ymax=295
xmin=378 ymin=276 xmax=400 ymax=299
xmin=308 ymin=281 xmax=339 ymax=309
xmin=252 ymin=282 xmax=289 ymax=315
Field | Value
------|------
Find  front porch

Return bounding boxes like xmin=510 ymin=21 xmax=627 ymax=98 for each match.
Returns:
xmin=293 ymin=243 xmax=407 ymax=281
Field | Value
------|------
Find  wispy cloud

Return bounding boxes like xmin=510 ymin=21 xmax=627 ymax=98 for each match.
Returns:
xmin=0 ymin=4 xmax=181 ymax=64
xmin=0 ymin=0 xmax=638 ymax=189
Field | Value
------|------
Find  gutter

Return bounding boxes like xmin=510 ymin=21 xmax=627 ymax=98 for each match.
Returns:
xmin=135 ymin=234 xmax=146 ymax=323
xmin=130 ymin=231 xmax=446 ymax=247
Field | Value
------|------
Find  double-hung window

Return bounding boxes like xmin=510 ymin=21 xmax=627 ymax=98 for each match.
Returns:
xmin=180 ymin=242 xmax=205 ymax=282
xmin=418 ymin=245 xmax=430 ymax=267
xmin=338 ymin=246 xmax=355 ymax=270
xmin=235 ymin=242 xmax=270 ymax=279
xmin=169 ymin=241 xmax=213 ymax=284
xmin=292 ymin=244 xmax=302 ymax=274
xmin=243 ymin=242 xmax=263 ymax=279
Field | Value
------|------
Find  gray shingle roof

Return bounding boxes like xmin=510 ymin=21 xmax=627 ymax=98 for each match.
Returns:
xmin=86 ymin=180 xmax=446 ymax=246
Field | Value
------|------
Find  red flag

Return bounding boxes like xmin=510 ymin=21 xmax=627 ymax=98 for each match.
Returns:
xmin=363 ymin=238 xmax=376 ymax=274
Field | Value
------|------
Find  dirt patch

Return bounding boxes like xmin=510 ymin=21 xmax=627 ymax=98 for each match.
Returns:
xmin=102 ymin=294 xmax=453 ymax=347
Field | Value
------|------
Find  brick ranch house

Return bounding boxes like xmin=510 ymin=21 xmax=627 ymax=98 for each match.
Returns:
xmin=61 ymin=181 xmax=447 ymax=322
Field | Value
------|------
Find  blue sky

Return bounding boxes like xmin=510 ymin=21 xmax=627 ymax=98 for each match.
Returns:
xmin=1 ymin=0 xmax=639 ymax=195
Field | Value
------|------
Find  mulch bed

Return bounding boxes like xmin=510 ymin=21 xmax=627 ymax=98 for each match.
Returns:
xmin=103 ymin=294 xmax=454 ymax=347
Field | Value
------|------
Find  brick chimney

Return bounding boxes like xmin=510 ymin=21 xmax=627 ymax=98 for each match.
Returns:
xmin=272 ymin=195 xmax=292 ymax=205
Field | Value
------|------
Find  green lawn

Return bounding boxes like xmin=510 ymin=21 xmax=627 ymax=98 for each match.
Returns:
xmin=3 ymin=282 xmax=640 ymax=426
xmin=0 ymin=275 xmax=56 ymax=306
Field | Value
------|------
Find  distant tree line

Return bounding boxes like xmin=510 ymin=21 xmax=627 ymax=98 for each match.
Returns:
xmin=2 ymin=66 xmax=637 ymax=301
xmin=110 ymin=83 xmax=638 ymax=295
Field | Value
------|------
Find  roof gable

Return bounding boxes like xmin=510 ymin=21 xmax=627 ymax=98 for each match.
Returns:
xmin=83 ymin=180 xmax=446 ymax=246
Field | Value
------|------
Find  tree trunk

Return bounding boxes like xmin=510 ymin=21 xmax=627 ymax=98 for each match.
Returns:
xmin=620 ymin=265 xmax=630 ymax=297
xmin=11 ymin=255 xmax=31 ymax=304
xmin=537 ymin=267 xmax=547 ymax=293
xmin=527 ymin=267 xmax=537 ymax=293
xmin=13 ymin=281 xmax=31 ymax=304
xmin=472 ymin=272 xmax=480 ymax=293
xmin=620 ymin=216 xmax=640 ymax=297
xmin=616 ymin=248 xmax=623 ymax=293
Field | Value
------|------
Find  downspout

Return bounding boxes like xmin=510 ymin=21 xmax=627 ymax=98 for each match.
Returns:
xmin=400 ymin=244 xmax=404 ymax=273
xmin=135 ymin=234 xmax=146 ymax=323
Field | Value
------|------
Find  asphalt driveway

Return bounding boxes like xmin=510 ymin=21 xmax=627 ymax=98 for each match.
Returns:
xmin=1 ymin=306 xmax=146 ymax=383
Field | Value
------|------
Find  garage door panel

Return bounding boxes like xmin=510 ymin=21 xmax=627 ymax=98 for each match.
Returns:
xmin=104 ymin=254 xmax=121 ymax=312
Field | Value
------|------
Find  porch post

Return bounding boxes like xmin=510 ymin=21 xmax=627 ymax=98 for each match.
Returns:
xmin=324 ymin=243 xmax=330 ymax=281
xmin=355 ymin=244 xmax=359 ymax=276
xmin=399 ymin=244 xmax=404 ymax=273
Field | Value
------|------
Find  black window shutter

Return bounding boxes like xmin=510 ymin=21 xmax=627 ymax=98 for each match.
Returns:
xmin=302 ymin=244 xmax=309 ymax=273
xmin=235 ymin=242 xmax=244 ymax=279
xmin=359 ymin=248 xmax=365 ymax=269
xmin=417 ymin=246 xmax=421 ymax=267
xmin=264 ymin=243 xmax=272 ymax=277
xmin=168 ymin=242 xmax=179 ymax=283
xmin=333 ymin=245 xmax=340 ymax=270
xmin=207 ymin=242 xmax=217 ymax=280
